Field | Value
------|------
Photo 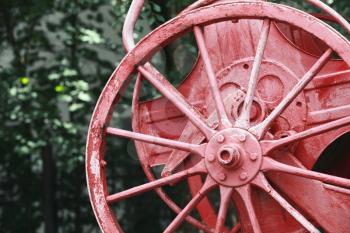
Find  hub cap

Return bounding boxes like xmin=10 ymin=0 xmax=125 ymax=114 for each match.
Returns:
xmin=205 ymin=128 xmax=262 ymax=186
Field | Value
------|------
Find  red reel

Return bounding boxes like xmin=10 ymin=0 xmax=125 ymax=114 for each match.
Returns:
xmin=86 ymin=1 xmax=350 ymax=232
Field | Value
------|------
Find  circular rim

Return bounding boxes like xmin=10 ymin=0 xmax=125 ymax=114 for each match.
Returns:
xmin=86 ymin=1 xmax=350 ymax=232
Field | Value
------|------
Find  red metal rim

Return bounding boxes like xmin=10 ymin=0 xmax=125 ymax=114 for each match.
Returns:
xmin=86 ymin=2 xmax=350 ymax=232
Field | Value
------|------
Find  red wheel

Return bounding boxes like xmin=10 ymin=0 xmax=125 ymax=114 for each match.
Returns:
xmin=86 ymin=1 xmax=350 ymax=232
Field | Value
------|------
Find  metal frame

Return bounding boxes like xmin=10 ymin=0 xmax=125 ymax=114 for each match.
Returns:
xmin=86 ymin=1 xmax=350 ymax=232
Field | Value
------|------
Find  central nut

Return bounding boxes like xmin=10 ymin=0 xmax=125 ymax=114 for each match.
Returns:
xmin=217 ymin=146 xmax=241 ymax=168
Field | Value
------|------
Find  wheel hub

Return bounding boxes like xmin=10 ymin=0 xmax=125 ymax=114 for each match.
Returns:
xmin=217 ymin=145 xmax=241 ymax=168
xmin=205 ymin=128 xmax=263 ymax=186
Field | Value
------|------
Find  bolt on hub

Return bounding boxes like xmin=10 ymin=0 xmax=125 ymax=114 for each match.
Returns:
xmin=205 ymin=128 xmax=263 ymax=187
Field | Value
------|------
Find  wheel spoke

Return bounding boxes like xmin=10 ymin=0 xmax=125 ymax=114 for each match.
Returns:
xmin=261 ymin=114 xmax=350 ymax=155
xmin=156 ymin=182 xmax=215 ymax=233
xmin=261 ymin=157 xmax=350 ymax=189
xmin=251 ymin=48 xmax=333 ymax=139
xmin=229 ymin=223 xmax=241 ymax=233
xmin=106 ymin=127 xmax=206 ymax=157
xmin=235 ymin=184 xmax=262 ymax=233
xmin=194 ymin=26 xmax=232 ymax=129
xmin=253 ymin=173 xmax=320 ymax=233
xmin=161 ymin=93 xmax=236 ymax=176
xmin=138 ymin=64 xmax=215 ymax=139
xmin=163 ymin=176 xmax=217 ymax=233
xmin=107 ymin=161 xmax=207 ymax=203
xmin=215 ymin=186 xmax=234 ymax=233
xmin=161 ymin=135 xmax=205 ymax=177
xmin=132 ymin=74 xmax=214 ymax=233
xmin=236 ymin=19 xmax=271 ymax=129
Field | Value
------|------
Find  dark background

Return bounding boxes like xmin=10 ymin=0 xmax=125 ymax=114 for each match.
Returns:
xmin=0 ymin=0 xmax=349 ymax=232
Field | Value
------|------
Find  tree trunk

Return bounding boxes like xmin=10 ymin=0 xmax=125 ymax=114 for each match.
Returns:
xmin=42 ymin=143 xmax=57 ymax=233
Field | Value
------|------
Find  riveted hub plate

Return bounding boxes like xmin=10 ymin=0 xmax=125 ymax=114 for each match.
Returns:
xmin=205 ymin=128 xmax=263 ymax=187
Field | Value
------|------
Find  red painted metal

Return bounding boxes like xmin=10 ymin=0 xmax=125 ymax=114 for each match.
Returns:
xmin=86 ymin=1 xmax=350 ymax=232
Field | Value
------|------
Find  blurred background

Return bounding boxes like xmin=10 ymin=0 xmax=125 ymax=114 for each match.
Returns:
xmin=0 ymin=0 xmax=349 ymax=232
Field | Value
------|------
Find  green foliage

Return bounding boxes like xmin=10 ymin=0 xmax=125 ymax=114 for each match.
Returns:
xmin=0 ymin=0 xmax=123 ymax=232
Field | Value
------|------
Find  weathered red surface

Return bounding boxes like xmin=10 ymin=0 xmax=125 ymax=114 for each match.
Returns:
xmin=86 ymin=1 xmax=350 ymax=232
